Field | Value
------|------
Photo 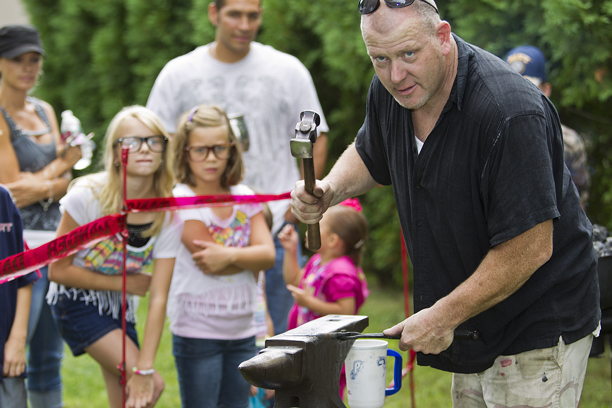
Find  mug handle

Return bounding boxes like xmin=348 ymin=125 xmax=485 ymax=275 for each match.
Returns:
xmin=385 ymin=349 xmax=403 ymax=396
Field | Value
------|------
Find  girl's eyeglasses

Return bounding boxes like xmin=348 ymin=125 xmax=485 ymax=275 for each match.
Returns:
xmin=113 ymin=136 xmax=168 ymax=153
xmin=358 ymin=0 xmax=438 ymax=15
xmin=184 ymin=143 xmax=234 ymax=162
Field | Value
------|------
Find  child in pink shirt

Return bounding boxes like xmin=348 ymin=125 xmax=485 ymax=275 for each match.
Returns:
xmin=278 ymin=198 xmax=369 ymax=397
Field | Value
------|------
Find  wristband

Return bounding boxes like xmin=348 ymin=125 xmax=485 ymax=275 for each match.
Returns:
xmin=132 ymin=367 xmax=155 ymax=376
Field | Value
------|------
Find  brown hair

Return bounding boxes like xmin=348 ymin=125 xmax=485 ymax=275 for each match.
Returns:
xmin=324 ymin=205 xmax=369 ymax=267
xmin=213 ymin=0 xmax=263 ymax=10
xmin=172 ymin=104 xmax=244 ymax=188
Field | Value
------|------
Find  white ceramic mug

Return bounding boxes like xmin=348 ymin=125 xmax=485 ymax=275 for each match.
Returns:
xmin=344 ymin=339 xmax=402 ymax=408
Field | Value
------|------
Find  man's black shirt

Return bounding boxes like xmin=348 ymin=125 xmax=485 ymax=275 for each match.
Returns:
xmin=355 ymin=35 xmax=600 ymax=373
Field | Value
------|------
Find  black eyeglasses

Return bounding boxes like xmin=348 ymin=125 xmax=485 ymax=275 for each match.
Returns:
xmin=113 ymin=136 xmax=168 ymax=153
xmin=184 ymin=143 xmax=235 ymax=162
xmin=358 ymin=0 xmax=438 ymax=15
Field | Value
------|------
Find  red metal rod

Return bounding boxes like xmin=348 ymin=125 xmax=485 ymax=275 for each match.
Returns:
xmin=401 ymin=232 xmax=417 ymax=408
xmin=121 ymin=147 xmax=129 ymax=408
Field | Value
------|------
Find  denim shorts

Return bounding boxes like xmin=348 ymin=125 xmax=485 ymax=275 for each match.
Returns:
xmin=51 ymin=293 xmax=139 ymax=356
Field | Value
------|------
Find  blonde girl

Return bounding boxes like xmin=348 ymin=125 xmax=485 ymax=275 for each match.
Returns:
xmin=169 ymin=104 xmax=275 ymax=408
xmin=48 ymin=106 xmax=182 ymax=408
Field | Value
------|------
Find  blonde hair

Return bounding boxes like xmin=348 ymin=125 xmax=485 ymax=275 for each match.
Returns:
xmin=325 ymin=205 xmax=369 ymax=266
xmin=73 ymin=105 xmax=174 ymax=237
xmin=172 ymin=104 xmax=244 ymax=188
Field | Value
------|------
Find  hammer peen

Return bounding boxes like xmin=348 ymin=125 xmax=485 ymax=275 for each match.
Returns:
xmin=291 ymin=110 xmax=321 ymax=251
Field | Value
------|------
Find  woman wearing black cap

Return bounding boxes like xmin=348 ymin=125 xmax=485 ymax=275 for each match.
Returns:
xmin=0 ymin=24 xmax=81 ymax=408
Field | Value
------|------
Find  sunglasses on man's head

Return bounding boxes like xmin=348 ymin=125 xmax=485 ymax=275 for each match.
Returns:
xmin=358 ymin=0 xmax=439 ymax=15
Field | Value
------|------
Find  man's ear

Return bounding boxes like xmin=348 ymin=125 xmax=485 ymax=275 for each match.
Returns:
xmin=209 ymin=2 xmax=218 ymax=26
xmin=436 ymin=20 xmax=452 ymax=56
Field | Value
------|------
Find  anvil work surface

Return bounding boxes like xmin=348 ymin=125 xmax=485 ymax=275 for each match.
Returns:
xmin=238 ymin=315 xmax=369 ymax=407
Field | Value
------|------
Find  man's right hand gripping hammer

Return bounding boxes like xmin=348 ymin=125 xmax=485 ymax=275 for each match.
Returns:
xmin=290 ymin=111 xmax=321 ymax=250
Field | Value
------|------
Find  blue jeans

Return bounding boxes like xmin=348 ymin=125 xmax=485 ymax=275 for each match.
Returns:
xmin=173 ymin=335 xmax=257 ymax=408
xmin=26 ymin=266 xmax=64 ymax=396
xmin=265 ymin=224 xmax=302 ymax=335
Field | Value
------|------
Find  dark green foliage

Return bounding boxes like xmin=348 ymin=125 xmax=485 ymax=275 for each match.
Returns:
xmin=21 ymin=0 xmax=612 ymax=286
xmin=444 ymin=0 xmax=612 ymax=229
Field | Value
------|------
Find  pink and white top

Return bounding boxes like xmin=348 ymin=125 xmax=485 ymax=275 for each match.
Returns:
xmin=168 ymin=183 xmax=262 ymax=340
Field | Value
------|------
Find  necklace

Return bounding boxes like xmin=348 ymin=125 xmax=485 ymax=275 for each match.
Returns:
xmin=0 ymin=103 xmax=51 ymax=137
xmin=23 ymin=127 xmax=50 ymax=137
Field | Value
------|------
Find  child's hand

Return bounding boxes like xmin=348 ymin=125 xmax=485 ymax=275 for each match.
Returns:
xmin=126 ymin=273 xmax=152 ymax=297
xmin=191 ymin=240 xmax=232 ymax=274
xmin=286 ymin=284 xmax=313 ymax=308
xmin=126 ymin=372 xmax=155 ymax=408
xmin=277 ymin=224 xmax=299 ymax=253
xmin=3 ymin=336 xmax=26 ymax=377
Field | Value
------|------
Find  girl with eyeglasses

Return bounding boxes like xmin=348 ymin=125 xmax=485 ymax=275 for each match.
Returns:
xmin=169 ymin=104 xmax=275 ymax=408
xmin=47 ymin=105 xmax=182 ymax=408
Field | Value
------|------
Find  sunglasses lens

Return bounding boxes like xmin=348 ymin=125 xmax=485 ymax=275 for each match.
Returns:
xmin=358 ymin=0 xmax=380 ymax=15
xmin=387 ymin=0 xmax=414 ymax=7
xmin=359 ymin=0 xmax=428 ymax=14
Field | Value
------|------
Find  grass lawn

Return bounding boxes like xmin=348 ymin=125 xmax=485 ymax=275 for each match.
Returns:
xmin=59 ymin=283 xmax=611 ymax=407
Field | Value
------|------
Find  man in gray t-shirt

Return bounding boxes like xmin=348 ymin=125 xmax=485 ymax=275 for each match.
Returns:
xmin=147 ymin=0 xmax=329 ymax=336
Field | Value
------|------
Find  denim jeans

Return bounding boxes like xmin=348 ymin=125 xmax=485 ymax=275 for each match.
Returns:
xmin=173 ymin=335 xmax=257 ymax=408
xmin=265 ymin=223 xmax=302 ymax=335
xmin=0 ymin=378 xmax=28 ymax=408
xmin=26 ymin=266 xmax=64 ymax=404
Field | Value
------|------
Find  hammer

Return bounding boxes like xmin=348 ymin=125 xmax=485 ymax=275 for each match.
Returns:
xmin=291 ymin=110 xmax=321 ymax=251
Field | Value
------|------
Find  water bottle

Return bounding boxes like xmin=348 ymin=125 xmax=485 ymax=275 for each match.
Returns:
xmin=60 ymin=110 xmax=94 ymax=170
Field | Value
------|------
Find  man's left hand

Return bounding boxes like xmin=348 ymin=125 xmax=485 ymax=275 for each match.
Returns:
xmin=383 ymin=307 xmax=455 ymax=354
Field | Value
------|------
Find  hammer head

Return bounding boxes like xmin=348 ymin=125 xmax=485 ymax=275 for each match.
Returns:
xmin=291 ymin=110 xmax=321 ymax=159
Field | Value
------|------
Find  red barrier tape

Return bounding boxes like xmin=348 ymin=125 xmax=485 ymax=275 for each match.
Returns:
xmin=0 ymin=214 xmax=126 ymax=284
xmin=0 ymin=192 xmax=291 ymax=282
xmin=126 ymin=192 xmax=291 ymax=212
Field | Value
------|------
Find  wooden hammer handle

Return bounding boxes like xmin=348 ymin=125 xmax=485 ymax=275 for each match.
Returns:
xmin=303 ymin=158 xmax=321 ymax=250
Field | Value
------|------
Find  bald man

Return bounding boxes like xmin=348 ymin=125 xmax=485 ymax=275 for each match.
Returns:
xmin=290 ymin=1 xmax=599 ymax=406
